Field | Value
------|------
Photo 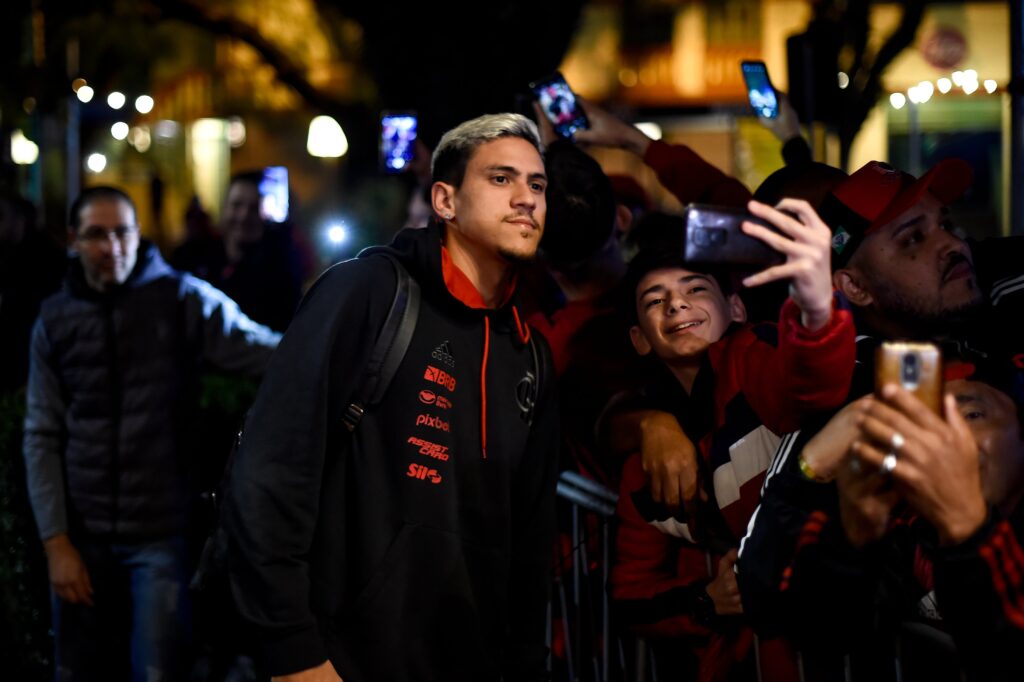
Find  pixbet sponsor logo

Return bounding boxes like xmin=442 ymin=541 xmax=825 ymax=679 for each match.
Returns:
xmin=424 ymin=365 xmax=456 ymax=392
xmin=415 ymin=413 xmax=450 ymax=432
xmin=407 ymin=463 xmax=442 ymax=484
xmin=407 ymin=436 xmax=450 ymax=461
xmin=418 ymin=390 xmax=452 ymax=410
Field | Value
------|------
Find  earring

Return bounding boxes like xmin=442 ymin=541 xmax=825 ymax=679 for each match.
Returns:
xmin=445 ymin=213 xmax=454 ymax=220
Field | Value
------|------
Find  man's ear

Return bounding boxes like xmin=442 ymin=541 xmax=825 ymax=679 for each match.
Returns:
xmin=629 ymin=325 xmax=652 ymax=356
xmin=431 ymin=182 xmax=456 ymax=221
xmin=833 ymin=268 xmax=873 ymax=307
xmin=728 ymin=293 xmax=747 ymax=324
xmin=614 ymin=203 xmax=633 ymax=235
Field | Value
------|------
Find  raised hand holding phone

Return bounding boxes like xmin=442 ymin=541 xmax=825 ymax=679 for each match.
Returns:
xmin=528 ymin=72 xmax=589 ymax=140
xmin=741 ymin=61 xmax=779 ymax=119
xmin=740 ymin=199 xmax=834 ymax=331
xmin=380 ymin=112 xmax=418 ymax=174
xmin=569 ymin=97 xmax=652 ymax=156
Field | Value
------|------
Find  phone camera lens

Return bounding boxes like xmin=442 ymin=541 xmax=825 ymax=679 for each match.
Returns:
xmin=901 ymin=353 xmax=920 ymax=385
xmin=693 ymin=228 xmax=709 ymax=246
xmin=709 ymin=228 xmax=726 ymax=245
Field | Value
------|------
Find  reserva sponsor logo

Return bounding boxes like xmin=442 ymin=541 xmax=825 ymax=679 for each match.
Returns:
xmin=424 ymin=365 xmax=456 ymax=392
xmin=417 ymin=390 xmax=452 ymax=410
xmin=415 ymin=413 xmax=450 ymax=432
xmin=407 ymin=436 xmax=450 ymax=461
xmin=407 ymin=463 xmax=442 ymax=484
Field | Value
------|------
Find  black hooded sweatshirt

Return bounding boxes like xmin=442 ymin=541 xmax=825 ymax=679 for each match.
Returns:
xmin=225 ymin=222 xmax=559 ymax=681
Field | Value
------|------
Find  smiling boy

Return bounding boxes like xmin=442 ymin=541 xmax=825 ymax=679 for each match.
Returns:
xmin=611 ymin=200 xmax=855 ymax=680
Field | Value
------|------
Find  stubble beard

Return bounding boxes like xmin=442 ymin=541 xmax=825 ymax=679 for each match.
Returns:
xmin=498 ymin=242 xmax=539 ymax=267
xmin=872 ymin=278 xmax=985 ymax=337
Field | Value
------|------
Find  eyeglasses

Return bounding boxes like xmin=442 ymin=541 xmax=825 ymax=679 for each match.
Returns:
xmin=76 ymin=225 xmax=138 ymax=243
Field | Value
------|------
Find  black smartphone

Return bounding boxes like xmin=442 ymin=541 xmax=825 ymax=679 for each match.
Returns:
xmin=875 ymin=342 xmax=943 ymax=414
xmin=683 ymin=203 xmax=784 ymax=268
xmin=259 ymin=166 xmax=289 ymax=223
xmin=741 ymin=61 xmax=779 ymax=119
xmin=528 ymin=72 xmax=589 ymax=139
xmin=380 ymin=111 xmax=418 ymax=173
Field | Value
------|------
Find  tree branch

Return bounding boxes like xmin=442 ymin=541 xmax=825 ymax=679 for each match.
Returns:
xmin=839 ymin=0 xmax=929 ymax=164
xmin=142 ymin=0 xmax=352 ymax=117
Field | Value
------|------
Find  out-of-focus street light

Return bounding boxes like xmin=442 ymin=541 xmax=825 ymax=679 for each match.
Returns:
xmin=77 ymin=85 xmax=95 ymax=103
xmin=890 ymin=92 xmax=907 ymax=109
xmin=307 ymin=115 xmax=348 ymax=158
xmin=984 ymin=79 xmax=998 ymax=94
xmin=228 ymin=117 xmax=247 ymax=147
xmin=130 ymin=126 xmax=152 ymax=152
xmin=107 ymin=91 xmax=126 ymax=110
xmin=937 ymin=78 xmax=952 ymax=94
xmin=111 ymin=122 xmax=129 ymax=140
xmin=11 ymin=130 xmax=39 ymax=165
xmin=135 ymin=95 xmax=154 ymax=114
xmin=86 ymin=153 xmax=107 ymax=173
xmin=327 ymin=223 xmax=348 ymax=245
xmin=915 ymin=81 xmax=934 ymax=103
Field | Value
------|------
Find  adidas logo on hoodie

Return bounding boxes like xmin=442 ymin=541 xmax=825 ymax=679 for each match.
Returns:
xmin=432 ymin=341 xmax=455 ymax=369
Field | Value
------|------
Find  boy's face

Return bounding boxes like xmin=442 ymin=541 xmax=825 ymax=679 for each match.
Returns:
xmin=630 ymin=267 xmax=746 ymax=363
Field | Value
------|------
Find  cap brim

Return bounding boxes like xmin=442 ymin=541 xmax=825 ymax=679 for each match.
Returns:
xmin=871 ymin=158 xmax=973 ymax=232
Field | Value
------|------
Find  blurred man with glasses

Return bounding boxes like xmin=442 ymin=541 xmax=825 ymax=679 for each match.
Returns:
xmin=23 ymin=186 xmax=281 ymax=681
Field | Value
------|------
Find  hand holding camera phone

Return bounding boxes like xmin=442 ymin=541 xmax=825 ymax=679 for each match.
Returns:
xmin=684 ymin=199 xmax=835 ymax=331
xmin=529 ymin=72 xmax=590 ymax=140
xmin=740 ymin=61 xmax=779 ymax=119
xmin=869 ymin=342 xmax=987 ymax=543
xmin=875 ymin=342 xmax=943 ymax=414
xmin=683 ymin=204 xmax=784 ymax=268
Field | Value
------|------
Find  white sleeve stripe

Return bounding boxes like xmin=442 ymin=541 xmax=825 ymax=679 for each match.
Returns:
xmin=740 ymin=430 xmax=799 ymax=567
xmin=993 ymin=280 xmax=1024 ymax=306
xmin=990 ymin=273 xmax=1024 ymax=298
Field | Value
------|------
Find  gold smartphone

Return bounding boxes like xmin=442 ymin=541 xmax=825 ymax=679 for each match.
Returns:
xmin=875 ymin=342 xmax=943 ymax=414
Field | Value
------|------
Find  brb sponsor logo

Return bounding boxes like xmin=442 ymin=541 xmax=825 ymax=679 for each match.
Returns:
xmin=407 ymin=436 xmax=450 ymax=461
xmin=407 ymin=463 xmax=442 ymax=484
xmin=424 ymin=365 xmax=456 ymax=392
xmin=415 ymin=413 xmax=450 ymax=432
xmin=418 ymin=390 xmax=453 ymax=410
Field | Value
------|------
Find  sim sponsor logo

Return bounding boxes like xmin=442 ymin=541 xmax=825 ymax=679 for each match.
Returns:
xmin=407 ymin=463 xmax=442 ymax=484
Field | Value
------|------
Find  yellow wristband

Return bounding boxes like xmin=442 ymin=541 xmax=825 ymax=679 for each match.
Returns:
xmin=798 ymin=454 xmax=831 ymax=483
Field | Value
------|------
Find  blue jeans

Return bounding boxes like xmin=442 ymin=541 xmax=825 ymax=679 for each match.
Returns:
xmin=51 ymin=536 xmax=191 ymax=682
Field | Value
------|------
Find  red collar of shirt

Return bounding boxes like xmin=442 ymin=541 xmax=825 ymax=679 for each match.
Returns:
xmin=441 ymin=245 xmax=517 ymax=310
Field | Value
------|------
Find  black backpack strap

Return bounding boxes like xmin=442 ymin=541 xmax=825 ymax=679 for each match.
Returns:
xmin=341 ymin=253 xmax=421 ymax=431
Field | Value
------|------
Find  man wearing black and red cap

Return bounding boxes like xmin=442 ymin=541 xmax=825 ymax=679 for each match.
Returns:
xmin=735 ymin=158 xmax=1024 ymax=680
xmin=822 ymin=159 xmax=982 ymax=342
